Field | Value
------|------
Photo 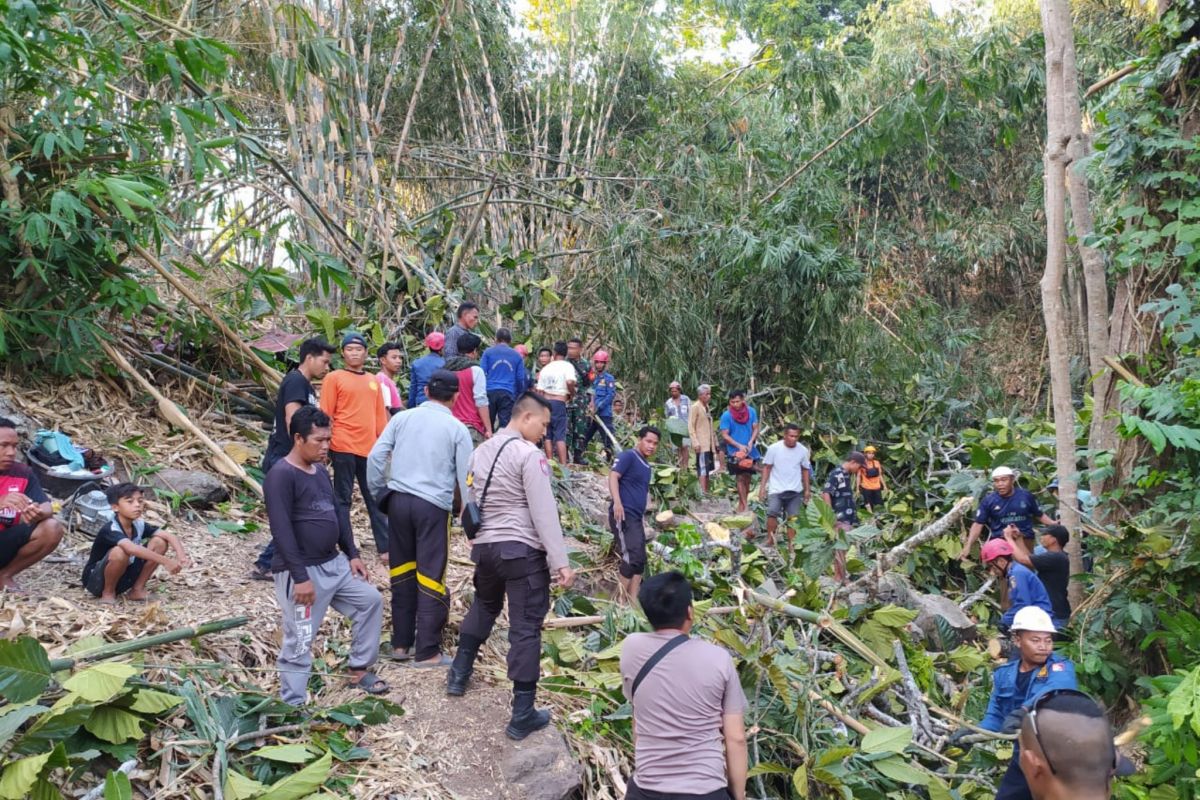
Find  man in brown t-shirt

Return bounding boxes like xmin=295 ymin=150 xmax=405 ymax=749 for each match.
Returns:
xmin=619 ymin=572 xmax=748 ymax=800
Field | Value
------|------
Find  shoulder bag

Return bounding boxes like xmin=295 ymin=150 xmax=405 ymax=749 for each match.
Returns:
xmin=631 ymin=634 xmax=689 ymax=703
xmin=462 ymin=436 xmax=521 ymax=540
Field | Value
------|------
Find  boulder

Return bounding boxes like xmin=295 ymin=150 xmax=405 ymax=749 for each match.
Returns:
xmin=911 ymin=591 xmax=977 ymax=650
xmin=501 ymin=730 xmax=583 ymax=800
xmin=147 ymin=468 xmax=229 ymax=507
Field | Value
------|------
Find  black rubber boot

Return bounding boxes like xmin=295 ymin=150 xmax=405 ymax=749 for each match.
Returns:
xmin=505 ymin=688 xmax=551 ymax=740
xmin=446 ymin=638 xmax=482 ymax=697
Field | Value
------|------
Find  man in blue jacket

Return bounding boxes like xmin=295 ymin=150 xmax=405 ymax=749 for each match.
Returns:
xmin=408 ymin=332 xmax=446 ymax=408
xmin=981 ymin=538 xmax=1058 ymax=633
xmin=579 ymin=350 xmax=616 ymax=463
xmin=479 ymin=328 xmax=527 ymax=430
xmin=955 ymin=606 xmax=1078 ymax=800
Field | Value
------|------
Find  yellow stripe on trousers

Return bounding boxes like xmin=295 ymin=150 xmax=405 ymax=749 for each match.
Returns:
xmin=390 ymin=561 xmax=416 ymax=578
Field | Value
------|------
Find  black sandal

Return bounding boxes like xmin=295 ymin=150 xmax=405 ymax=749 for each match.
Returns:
xmin=350 ymin=671 xmax=390 ymax=695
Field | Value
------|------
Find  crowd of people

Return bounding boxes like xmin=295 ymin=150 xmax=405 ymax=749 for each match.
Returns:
xmin=0 ymin=298 xmax=1127 ymax=800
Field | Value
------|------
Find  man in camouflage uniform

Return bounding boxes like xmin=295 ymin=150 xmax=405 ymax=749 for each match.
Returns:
xmin=566 ymin=338 xmax=592 ymax=465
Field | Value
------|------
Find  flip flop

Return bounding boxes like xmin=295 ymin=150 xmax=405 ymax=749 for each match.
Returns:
xmin=388 ymin=647 xmax=414 ymax=661
xmin=249 ymin=566 xmax=273 ymax=582
xmin=410 ymin=654 xmax=452 ymax=669
xmin=349 ymin=671 xmax=390 ymax=695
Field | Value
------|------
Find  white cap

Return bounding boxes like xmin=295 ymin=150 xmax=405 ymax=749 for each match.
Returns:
xmin=1011 ymin=606 xmax=1057 ymax=633
xmin=990 ymin=466 xmax=1016 ymax=479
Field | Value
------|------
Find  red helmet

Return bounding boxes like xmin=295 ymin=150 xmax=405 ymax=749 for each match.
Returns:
xmin=980 ymin=538 xmax=1014 ymax=563
xmin=515 ymin=344 xmax=529 ymax=358
xmin=425 ymin=332 xmax=445 ymax=351
xmin=593 ymin=349 xmax=610 ymax=363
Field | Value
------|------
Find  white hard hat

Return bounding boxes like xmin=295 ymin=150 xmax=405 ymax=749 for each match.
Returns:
xmin=1011 ymin=606 xmax=1057 ymax=634
xmin=991 ymin=466 xmax=1016 ymax=479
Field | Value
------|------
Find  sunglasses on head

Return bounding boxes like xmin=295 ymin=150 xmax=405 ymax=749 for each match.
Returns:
xmin=1025 ymin=688 xmax=1117 ymax=777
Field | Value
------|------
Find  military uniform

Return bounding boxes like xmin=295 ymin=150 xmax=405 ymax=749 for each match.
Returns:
xmin=447 ymin=429 xmax=570 ymax=738
xmin=567 ymin=358 xmax=592 ymax=462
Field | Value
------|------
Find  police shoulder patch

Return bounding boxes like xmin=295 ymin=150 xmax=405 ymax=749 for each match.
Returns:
xmin=539 ymin=458 xmax=550 ymax=475
xmin=1051 ymin=662 xmax=1065 ymax=672
xmin=466 ymin=472 xmax=474 ymax=487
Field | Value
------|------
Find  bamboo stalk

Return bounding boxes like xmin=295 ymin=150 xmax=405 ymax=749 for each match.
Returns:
xmin=49 ymin=616 xmax=250 ymax=671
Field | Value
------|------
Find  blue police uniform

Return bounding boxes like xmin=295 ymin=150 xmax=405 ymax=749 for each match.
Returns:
xmin=580 ymin=371 xmax=618 ymax=460
xmin=982 ymin=652 xmax=1078 ymax=800
xmin=1000 ymin=563 xmax=1057 ymax=630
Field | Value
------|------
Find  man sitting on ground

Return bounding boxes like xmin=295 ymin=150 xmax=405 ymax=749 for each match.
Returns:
xmin=620 ymin=571 xmax=748 ymax=800
xmin=0 ymin=417 xmax=65 ymax=593
xmin=83 ymin=483 xmax=190 ymax=604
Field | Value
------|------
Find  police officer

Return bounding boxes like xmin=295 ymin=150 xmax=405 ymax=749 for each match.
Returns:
xmin=949 ymin=607 xmax=1078 ymax=800
xmin=446 ymin=392 xmax=576 ymax=740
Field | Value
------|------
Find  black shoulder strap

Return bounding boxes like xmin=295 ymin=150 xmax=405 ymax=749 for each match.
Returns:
xmin=631 ymin=634 xmax=689 ymax=700
xmin=478 ymin=436 xmax=521 ymax=511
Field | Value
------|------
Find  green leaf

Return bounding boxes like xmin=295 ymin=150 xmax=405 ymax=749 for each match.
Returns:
xmin=0 ymin=705 xmax=49 ymax=748
xmin=928 ymin=774 xmax=954 ymax=800
xmin=258 ymin=751 xmax=332 ymax=800
xmin=746 ymin=762 xmax=792 ymax=777
xmin=250 ymin=743 xmax=314 ymax=764
xmin=872 ymin=605 xmax=919 ymax=629
xmin=62 ymin=662 xmax=139 ymax=703
xmin=1167 ymin=667 xmax=1199 ymax=730
xmin=872 ymin=755 xmax=931 ymax=785
xmin=127 ymin=689 xmax=184 ymax=714
xmin=103 ymin=771 xmax=132 ymax=800
xmin=15 ymin=702 xmax=94 ymax=755
xmin=0 ymin=637 xmax=52 ymax=703
xmin=84 ymin=707 xmax=144 ymax=744
xmin=0 ymin=744 xmax=67 ymax=800
xmin=793 ymin=764 xmax=809 ymax=798
xmin=29 ymin=777 xmax=62 ymax=800
xmin=860 ymin=725 xmax=913 ymax=755
xmin=224 ymin=769 xmax=266 ymax=800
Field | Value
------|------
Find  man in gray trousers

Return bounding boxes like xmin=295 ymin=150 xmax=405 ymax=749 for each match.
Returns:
xmin=264 ymin=406 xmax=388 ymax=705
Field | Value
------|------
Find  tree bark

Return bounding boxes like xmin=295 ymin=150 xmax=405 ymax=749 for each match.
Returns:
xmin=1040 ymin=0 xmax=1086 ymax=606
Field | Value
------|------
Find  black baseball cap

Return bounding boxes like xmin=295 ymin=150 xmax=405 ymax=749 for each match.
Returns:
xmin=427 ymin=369 xmax=459 ymax=394
xmin=341 ymin=332 xmax=367 ymax=349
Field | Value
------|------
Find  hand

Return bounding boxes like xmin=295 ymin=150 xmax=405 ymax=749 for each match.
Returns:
xmin=736 ymin=447 xmax=748 ymax=459
xmin=349 ymin=558 xmax=369 ymax=580
xmin=957 ymin=549 xmax=972 ymax=562
xmin=803 ymin=493 xmax=811 ymax=505
xmin=293 ymin=580 xmax=316 ymax=606
xmin=612 ymin=501 xmax=625 ymax=524
xmin=177 ymin=555 xmax=193 ymax=569
xmin=947 ymin=728 xmax=973 ymax=748
xmin=758 ymin=490 xmax=767 ymax=502
xmin=0 ymin=493 xmax=30 ymax=512
xmin=484 ymin=431 xmax=493 ymax=440
xmin=555 ymin=566 xmax=576 ymax=588
xmin=21 ymin=504 xmax=49 ymax=525
xmin=1000 ymin=709 xmax=1026 ymax=734
xmin=1003 ymin=524 xmax=1020 ymax=541
xmin=164 ymin=559 xmax=182 ymax=575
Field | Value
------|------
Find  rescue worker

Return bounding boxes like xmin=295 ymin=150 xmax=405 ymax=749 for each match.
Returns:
xmin=962 ymin=466 xmax=1058 ymax=560
xmin=980 ymin=538 xmax=1058 ymax=634
xmin=367 ymin=369 xmax=473 ymax=668
xmin=857 ymin=445 xmax=887 ymax=512
xmin=950 ymin=606 xmax=1078 ymax=800
xmin=446 ymin=393 xmax=576 ymax=740
xmin=1019 ymin=690 xmax=1126 ymax=800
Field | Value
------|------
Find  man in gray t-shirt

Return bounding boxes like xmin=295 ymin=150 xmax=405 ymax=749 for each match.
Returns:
xmin=619 ymin=572 xmax=748 ymax=800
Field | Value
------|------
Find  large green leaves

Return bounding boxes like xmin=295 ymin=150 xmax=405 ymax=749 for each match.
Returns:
xmin=257 ymin=752 xmax=333 ymax=800
xmin=0 ymin=638 xmax=52 ymax=703
xmin=0 ymin=744 xmax=67 ymax=799
xmin=84 ymin=707 xmax=144 ymax=744
xmin=62 ymin=662 xmax=139 ymax=703
xmin=859 ymin=725 xmax=912 ymax=755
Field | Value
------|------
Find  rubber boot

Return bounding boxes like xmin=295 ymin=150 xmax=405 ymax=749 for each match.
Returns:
xmin=505 ymin=688 xmax=551 ymax=740
xmin=446 ymin=638 xmax=482 ymax=697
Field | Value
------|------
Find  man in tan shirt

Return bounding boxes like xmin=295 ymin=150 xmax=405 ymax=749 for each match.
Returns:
xmin=688 ymin=384 xmax=717 ymax=494
xmin=446 ymin=392 xmax=576 ymax=740
xmin=620 ymin=571 xmax=748 ymax=800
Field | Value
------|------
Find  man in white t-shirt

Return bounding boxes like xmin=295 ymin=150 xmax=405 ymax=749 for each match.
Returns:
xmin=535 ymin=341 xmax=577 ymax=466
xmin=758 ymin=424 xmax=812 ymax=545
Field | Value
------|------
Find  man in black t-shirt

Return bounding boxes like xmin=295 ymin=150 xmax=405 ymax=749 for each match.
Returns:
xmin=0 ymin=418 xmax=64 ymax=593
xmin=251 ymin=338 xmax=335 ymax=581
xmin=1006 ymin=524 xmax=1072 ymax=626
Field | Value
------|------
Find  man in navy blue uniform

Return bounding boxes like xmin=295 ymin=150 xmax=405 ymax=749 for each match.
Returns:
xmin=480 ymin=328 xmax=527 ymax=430
xmin=951 ymin=606 xmax=1078 ymax=800
xmin=961 ymin=466 xmax=1058 ymax=561
xmin=981 ymin=538 xmax=1059 ymax=632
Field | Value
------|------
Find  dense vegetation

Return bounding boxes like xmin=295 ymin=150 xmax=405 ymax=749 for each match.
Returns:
xmin=1 ymin=0 xmax=1198 ymax=796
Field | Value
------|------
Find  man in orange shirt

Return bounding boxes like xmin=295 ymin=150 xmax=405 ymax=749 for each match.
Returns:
xmin=320 ymin=333 xmax=390 ymax=562
xmin=857 ymin=445 xmax=887 ymax=513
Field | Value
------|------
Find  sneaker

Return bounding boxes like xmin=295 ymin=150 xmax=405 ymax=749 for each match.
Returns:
xmin=249 ymin=565 xmax=273 ymax=582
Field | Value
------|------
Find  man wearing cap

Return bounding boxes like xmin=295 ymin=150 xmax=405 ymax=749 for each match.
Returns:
xmin=566 ymin=338 xmax=592 ymax=465
xmin=579 ymin=350 xmax=617 ymax=464
xmin=444 ymin=333 xmax=492 ymax=444
xmin=1005 ymin=524 xmax=1072 ymax=625
xmin=980 ymin=538 xmax=1058 ymax=632
xmin=1019 ymin=690 xmax=1124 ymax=800
xmin=856 ymin=445 xmax=887 ymax=512
xmin=664 ymin=381 xmax=691 ymax=471
xmin=443 ymin=301 xmax=480 ymax=360
xmin=961 ymin=466 xmax=1058 ymax=561
xmin=948 ymin=605 xmax=1078 ymax=800
xmin=479 ymin=328 xmax=527 ymax=431
xmin=367 ymin=369 xmax=473 ymax=667
xmin=535 ymin=341 xmax=576 ymax=466
xmin=446 ymin=392 xmax=576 ymax=740
xmin=408 ymin=332 xmax=446 ymax=408
xmin=688 ymin=384 xmax=717 ymax=494
xmin=320 ymin=333 xmax=390 ymax=559
xmin=822 ymin=451 xmax=865 ymax=581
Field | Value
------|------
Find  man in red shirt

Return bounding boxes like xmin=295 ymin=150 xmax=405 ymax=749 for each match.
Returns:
xmin=0 ymin=418 xmax=65 ymax=592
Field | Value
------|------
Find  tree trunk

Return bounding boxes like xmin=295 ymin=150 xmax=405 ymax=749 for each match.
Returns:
xmin=1040 ymin=0 xmax=1085 ymax=606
